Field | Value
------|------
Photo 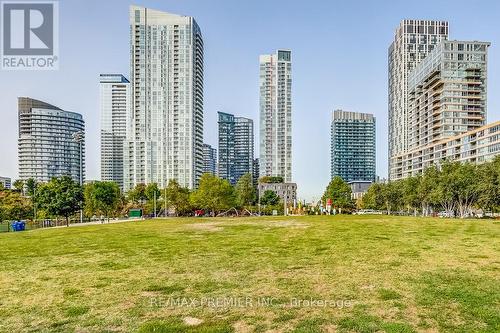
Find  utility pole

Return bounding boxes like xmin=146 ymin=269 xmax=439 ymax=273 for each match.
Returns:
xmin=258 ymin=184 xmax=261 ymax=216
xmin=33 ymin=181 xmax=37 ymax=225
xmin=72 ymin=131 xmax=84 ymax=224
xmin=164 ymin=183 xmax=167 ymax=217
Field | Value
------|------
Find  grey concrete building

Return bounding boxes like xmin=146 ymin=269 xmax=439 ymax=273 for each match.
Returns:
xmin=258 ymin=182 xmax=297 ymax=204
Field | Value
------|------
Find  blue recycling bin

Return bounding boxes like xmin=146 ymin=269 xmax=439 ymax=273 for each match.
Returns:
xmin=11 ymin=221 xmax=26 ymax=232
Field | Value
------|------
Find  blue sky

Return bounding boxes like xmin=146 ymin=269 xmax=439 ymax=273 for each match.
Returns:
xmin=0 ymin=0 xmax=499 ymax=201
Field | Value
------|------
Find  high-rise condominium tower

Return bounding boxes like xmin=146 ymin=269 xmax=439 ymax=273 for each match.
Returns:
xmin=100 ymin=74 xmax=130 ymax=191
xmin=259 ymin=49 xmax=292 ymax=182
xmin=390 ymin=40 xmax=491 ymax=180
xmin=124 ymin=6 xmax=204 ymax=191
xmin=202 ymin=144 xmax=217 ymax=175
xmin=217 ymin=112 xmax=254 ymax=185
xmin=408 ymin=40 xmax=489 ymax=149
xmin=388 ymin=20 xmax=448 ymax=179
xmin=330 ymin=110 xmax=376 ymax=182
xmin=18 ymin=97 xmax=85 ymax=183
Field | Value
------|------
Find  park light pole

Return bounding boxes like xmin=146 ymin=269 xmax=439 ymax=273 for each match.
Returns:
xmin=33 ymin=181 xmax=37 ymax=224
xmin=258 ymin=183 xmax=261 ymax=216
xmin=164 ymin=181 xmax=167 ymax=217
xmin=154 ymin=190 xmax=157 ymax=218
xmin=72 ymin=131 xmax=84 ymax=224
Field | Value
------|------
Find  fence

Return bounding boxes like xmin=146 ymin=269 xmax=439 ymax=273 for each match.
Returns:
xmin=0 ymin=218 xmax=92 ymax=233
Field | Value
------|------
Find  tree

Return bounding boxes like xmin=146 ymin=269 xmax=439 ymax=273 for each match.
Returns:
xmin=437 ymin=161 xmax=460 ymax=216
xmin=361 ymin=183 xmax=384 ymax=210
xmin=37 ymin=176 xmax=83 ymax=226
xmin=25 ymin=178 xmax=38 ymax=220
xmin=13 ymin=179 xmax=24 ymax=194
xmin=25 ymin=178 xmax=38 ymax=197
xmin=127 ymin=183 xmax=147 ymax=204
xmin=321 ymin=176 xmax=353 ymax=211
xmin=380 ymin=182 xmax=403 ymax=215
xmin=145 ymin=183 xmax=161 ymax=202
xmin=260 ymin=190 xmax=280 ymax=206
xmin=453 ymin=163 xmax=480 ymax=218
xmin=164 ymin=180 xmax=191 ymax=216
xmin=418 ymin=165 xmax=440 ymax=216
xmin=190 ymin=174 xmax=235 ymax=216
xmin=84 ymin=181 xmax=121 ymax=221
xmin=259 ymin=176 xmax=284 ymax=184
xmin=402 ymin=176 xmax=420 ymax=215
xmin=476 ymin=161 xmax=499 ymax=213
xmin=0 ymin=190 xmax=31 ymax=221
xmin=235 ymin=173 xmax=256 ymax=208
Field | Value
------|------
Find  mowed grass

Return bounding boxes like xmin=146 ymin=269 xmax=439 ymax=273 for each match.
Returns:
xmin=0 ymin=215 xmax=499 ymax=333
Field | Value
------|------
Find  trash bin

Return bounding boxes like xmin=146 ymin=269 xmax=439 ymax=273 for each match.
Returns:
xmin=11 ymin=221 xmax=25 ymax=232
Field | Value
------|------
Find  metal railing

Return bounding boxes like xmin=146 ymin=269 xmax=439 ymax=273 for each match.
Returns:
xmin=0 ymin=218 xmax=93 ymax=233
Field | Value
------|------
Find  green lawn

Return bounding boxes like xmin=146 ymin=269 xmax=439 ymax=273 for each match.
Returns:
xmin=0 ymin=215 xmax=499 ymax=332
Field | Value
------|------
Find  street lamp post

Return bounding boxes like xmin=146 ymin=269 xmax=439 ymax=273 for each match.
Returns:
xmin=33 ymin=183 xmax=37 ymax=224
xmin=258 ymin=184 xmax=261 ymax=216
xmin=154 ymin=190 xmax=157 ymax=218
xmin=72 ymin=131 xmax=84 ymax=224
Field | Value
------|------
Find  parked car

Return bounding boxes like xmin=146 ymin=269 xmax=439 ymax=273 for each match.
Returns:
xmin=354 ymin=209 xmax=383 ymax=215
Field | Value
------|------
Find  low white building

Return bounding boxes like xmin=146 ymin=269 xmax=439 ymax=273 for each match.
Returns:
xmin=0 ymin=176 xmax=11 ymax=189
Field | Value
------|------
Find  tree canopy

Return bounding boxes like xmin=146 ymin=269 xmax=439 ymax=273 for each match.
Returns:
xmin=362 ymin=157 xmax=500 ymax=217
xmin=190 ymin=173 xmax=235 ymax=215
xmin=84 ymin=181 xmax=121 ymax=221
xmin=164 ymin=179 xmax=191 ymax=216
xmin=321 ymin=176 xmax=354 ymax=211
xmin=260 ymin=190 xmax=280 ymax=206
xmin=36 ymin=176 xmax=83 ymax=226
xmin=235 ymin=173 xmax=256 ymax=207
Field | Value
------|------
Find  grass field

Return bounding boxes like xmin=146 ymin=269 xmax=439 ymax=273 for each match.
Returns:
xmin=0 ymin=215 xmax=499 ymax=333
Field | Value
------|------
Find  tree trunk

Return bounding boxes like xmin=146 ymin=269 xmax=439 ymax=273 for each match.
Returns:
xmin=65 ymin=216 xmax=69 ymax=227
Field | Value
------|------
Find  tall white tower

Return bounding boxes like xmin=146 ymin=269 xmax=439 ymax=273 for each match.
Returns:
xmin=124 ymin=5 xmax=204 ymax=191
xmin=259 ymin=49 xmax=292 ymax=182
xmin=100 ymin=74 xmax=129 ymax=190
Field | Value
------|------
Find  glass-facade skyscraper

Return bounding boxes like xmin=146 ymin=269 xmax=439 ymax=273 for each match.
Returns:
xmin=259 ymin=49 xmax=292 ymax=182
xmin=18 ymin=97 xmax=85 ymax=183
xmin=330 ymin=110 xmax=376 ymax=182
xmin=124 ymin=6 xmax=204 ymax=191
xmin=100 ymin=74 xmax=129 ymax=191
xmin=218 ymin=112 xmax=254 ymax=185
